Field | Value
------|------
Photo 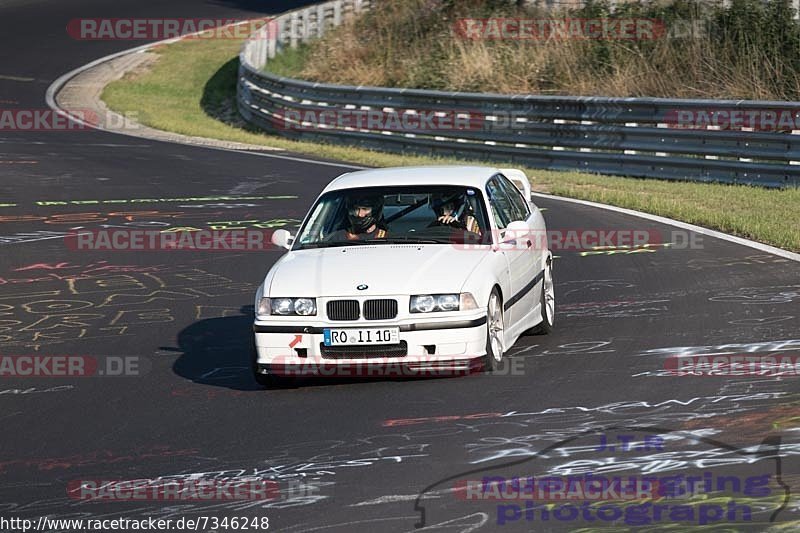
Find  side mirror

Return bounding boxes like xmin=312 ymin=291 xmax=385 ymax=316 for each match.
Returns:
xmin=501 ymin=220 xmax=529 ymax=244
xmin=271 ymin=229 xmax=294 ymax=250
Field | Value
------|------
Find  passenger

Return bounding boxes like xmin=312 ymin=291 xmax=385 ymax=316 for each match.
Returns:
xmin=428 ymin=193 xmax=480 ymax=233
xmin=326 ymin=194 xmax=388 ymax=241
xmin=428 ymin=193 xmax=465 ymax=229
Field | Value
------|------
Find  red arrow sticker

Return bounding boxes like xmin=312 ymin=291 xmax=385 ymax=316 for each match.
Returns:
xmin=289 ymin=335 xmax=302 ymax=349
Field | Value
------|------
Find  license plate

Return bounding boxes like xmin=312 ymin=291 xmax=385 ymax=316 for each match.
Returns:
xmin=323 ymin=327 xmax=400 ymax=346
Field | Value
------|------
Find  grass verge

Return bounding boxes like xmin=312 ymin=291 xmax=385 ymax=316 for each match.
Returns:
xmin=101 ymin=36 xmax=800 ymax=252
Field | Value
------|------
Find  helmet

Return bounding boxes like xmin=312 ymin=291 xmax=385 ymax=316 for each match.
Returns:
xmin=430 ymin=192 xmax=464 ymax=217
xmin=346 ymin=193 xmax=384 ymax=233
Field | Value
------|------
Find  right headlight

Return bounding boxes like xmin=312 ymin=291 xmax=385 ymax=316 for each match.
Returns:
xmin=258 ymin=297 xmax=317 ymax=316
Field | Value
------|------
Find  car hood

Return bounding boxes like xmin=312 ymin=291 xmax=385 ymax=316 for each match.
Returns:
xmin=267 ymin=244 xmax=489 ymax=297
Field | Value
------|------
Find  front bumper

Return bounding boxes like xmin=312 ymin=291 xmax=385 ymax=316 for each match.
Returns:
xmin=253 ymin=313 xmax=488 ymax=376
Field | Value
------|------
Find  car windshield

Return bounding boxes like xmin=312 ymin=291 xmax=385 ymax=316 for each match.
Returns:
xmin=294 ymin=185 xmax=491 ymax=249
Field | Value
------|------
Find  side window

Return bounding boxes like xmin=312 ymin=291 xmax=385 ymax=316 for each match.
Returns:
xmin=497 ymin=175 xmax=530 ymax=221
xmin=486 ymin=178 xmax=515 ymax=229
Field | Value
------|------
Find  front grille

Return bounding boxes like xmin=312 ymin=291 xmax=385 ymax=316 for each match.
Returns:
xmin=321 ymin=341 xmax=408 ymax=359
xmin=327 ymin=300 xmax=360 ymax=321
xmin=363 ymin=299 xmax=398 ymax=320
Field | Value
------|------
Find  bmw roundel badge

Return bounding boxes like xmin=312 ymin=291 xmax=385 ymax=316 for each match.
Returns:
xmin=357 ymin=284 xmax=368 ymax=290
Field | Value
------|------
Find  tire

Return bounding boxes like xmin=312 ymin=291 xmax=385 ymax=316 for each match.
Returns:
xmin=533 ymin=260 xmax=555 ymax=335
xmin=482 ymin=288 xmax=505 ymax=372
xmin=251 ymin=335 xmax=295 ymax=388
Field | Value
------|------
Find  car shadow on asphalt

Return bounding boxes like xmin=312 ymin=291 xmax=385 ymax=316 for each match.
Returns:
xmin=170 ymin=305 xmax=262 ymax=391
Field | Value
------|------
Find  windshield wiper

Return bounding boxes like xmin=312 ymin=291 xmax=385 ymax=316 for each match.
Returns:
xmin=299 ymin=237 xmax=447 ymax=249
xmin=378 ymin=237 xmax=446 ymax=244
xmin=298 ymin=240 xmax=387 ymax=249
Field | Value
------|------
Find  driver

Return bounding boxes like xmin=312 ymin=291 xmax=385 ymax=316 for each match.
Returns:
xmin=327 ymin=194 xmax=388 ymax=241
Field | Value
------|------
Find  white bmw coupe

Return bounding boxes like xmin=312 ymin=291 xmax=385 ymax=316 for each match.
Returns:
xmin=252 ymin=166 xmax=554 ymax=386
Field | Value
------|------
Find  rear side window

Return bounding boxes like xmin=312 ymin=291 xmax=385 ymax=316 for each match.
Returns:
xmin=486 ymin=177 xmax=515 ymax=229
xmin=497 ymin=174 xmax=530 ymax=221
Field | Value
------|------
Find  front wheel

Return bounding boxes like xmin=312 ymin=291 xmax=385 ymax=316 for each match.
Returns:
xmin=482 ymin=288 xmax=505 ymax=372
xmin=533 ymin=260 xmax=555 ymax=335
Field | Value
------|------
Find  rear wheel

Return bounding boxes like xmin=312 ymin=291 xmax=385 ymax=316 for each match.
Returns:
xmin=533 ymin=260 xmax=555 ymax=335
xmin=482 ymin=289 xmax=505 ymax=372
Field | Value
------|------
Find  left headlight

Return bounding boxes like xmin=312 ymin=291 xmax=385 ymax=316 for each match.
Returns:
xmin=410 ymin=293 xmax=477 ymax=313
xmin=258 ymin=297 xmax=317 ymax=316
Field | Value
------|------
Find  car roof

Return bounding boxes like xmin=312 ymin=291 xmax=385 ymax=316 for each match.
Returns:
xmin=322 ymin=166 xmax=503 ymax=193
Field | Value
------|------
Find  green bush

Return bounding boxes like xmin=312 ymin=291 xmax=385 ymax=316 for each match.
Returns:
xmin=277 ymin=0 xmax=800 ymax=100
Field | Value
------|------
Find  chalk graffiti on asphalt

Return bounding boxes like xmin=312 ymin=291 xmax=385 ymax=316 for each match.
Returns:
xmin=710 ymin=285 xmax=800 ymax=305
xmin=413 ymin=424 xmax=791 ymax=529
xmin=32 ymin=195 xmax=298 ymax=206
xmin=0 ymin=264 xmax=253 ymax=349
xmin=687 ymin=254 xmax=791 ymax=270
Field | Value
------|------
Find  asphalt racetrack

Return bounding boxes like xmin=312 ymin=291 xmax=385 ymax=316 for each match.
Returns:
xmin=0 ymin=0 xmax=799 ymax=531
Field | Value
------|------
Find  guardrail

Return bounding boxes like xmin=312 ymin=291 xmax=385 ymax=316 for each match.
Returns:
xmin=238 ymin=0 xmax=800 ymax=187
